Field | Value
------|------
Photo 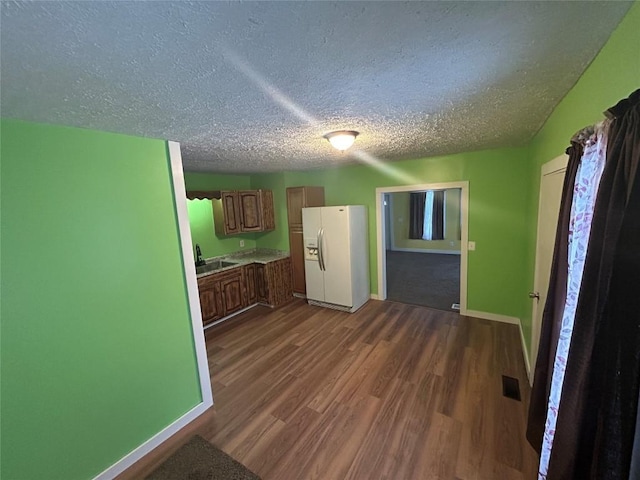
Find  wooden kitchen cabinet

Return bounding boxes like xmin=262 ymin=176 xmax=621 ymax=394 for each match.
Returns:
xmin=287 ymin=187 xmax=325 ymax=227
xmin=255 ymin=264 xmax=269 ymax=304
xmin=263 ymin=257 xmax=293 ymax=307
xmin=197 ymin=268 xmax=245 ymax=325
xmin=197 ymin=276 xmax=223 ymax=325
xmin=286 ymin=187 xmax=325 ymax=296
xmin=261 ymin=190 xmax=276 ymax=231
xmin=197 ymin=257 xmax=292 ymax=327
xmin=243 ymin=264 xmax=257 ymax=305
xmin=255 ymin=258 xmax=292 ymax=307
xmin=218 ymin=269 xmax=245 ymax=317
xmin=219 ymin=191 xmax=242 ymax=235
xmin=212 ymin=189 xmax=275 ymax=236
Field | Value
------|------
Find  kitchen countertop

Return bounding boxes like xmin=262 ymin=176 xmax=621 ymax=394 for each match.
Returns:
xmin=196 ymin=248 xmax=289 ymax=279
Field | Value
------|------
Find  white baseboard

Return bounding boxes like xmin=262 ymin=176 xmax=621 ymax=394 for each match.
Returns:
xmin=93 ymin=401 xmax=211 ymax=480
xmin=390 ymin=247 xmax=461 ymax=255
xmin=463 ymin=309 xmax=519 ymax=324
xmin=370 ymin=294 xmax=380 ymax=300
xmin=464 ymin=309 xmax=532 ymax=385
xmin=518 ymin=320 xmax=532 ymax=385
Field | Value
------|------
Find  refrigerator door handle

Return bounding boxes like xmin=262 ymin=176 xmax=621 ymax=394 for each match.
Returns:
xmin=316 ymin=228 xmax=324 ymax=271
xmin=319 ymin=228 xmax=326 ymax=271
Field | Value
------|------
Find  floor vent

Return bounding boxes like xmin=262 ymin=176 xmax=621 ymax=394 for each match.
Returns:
xmin=502 ymin=375 xmax=521 ymax=401
xmin=451 ymin=303 xmax=460 ymax=310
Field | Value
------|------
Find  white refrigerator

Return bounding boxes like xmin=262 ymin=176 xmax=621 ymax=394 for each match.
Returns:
xmin=302 ymin=205 xmax=370 ymax=313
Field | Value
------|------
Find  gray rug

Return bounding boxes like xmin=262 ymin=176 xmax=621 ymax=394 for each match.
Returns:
xmin=146 ymin=435 xmax=261 ymax=480
xmin=386 ymin=251 xmax=460 ymax=311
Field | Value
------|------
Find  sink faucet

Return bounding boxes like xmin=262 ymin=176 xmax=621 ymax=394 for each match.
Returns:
xmin=195 ymin=244 xmax=206 ymax=266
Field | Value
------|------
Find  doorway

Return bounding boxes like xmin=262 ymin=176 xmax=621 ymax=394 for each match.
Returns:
xmin=376 ymin=182 xmax=469 ymax=314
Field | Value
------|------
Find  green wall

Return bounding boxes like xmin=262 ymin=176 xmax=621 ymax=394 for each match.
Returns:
xmin=184 ymin=173 xmax=257 ymax=258
xmin=1 ymin=120 xmax=202 ymax=479
xmin=283 ymin=147 xmax=532 ymax=321
xmin=521 ymin=2 xmax=640 ymax=348
xmin=186 ymin=148 xmax=531 ymax=321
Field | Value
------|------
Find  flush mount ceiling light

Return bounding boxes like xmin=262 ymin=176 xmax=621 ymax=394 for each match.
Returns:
xmin=323 ymin=130 xmax=359 ymax=151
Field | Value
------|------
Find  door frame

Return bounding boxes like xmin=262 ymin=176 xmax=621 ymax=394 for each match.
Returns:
xmin=530 ymin=154 xmax=568 ymax=372
xmin=375 ymin=181 xmax=469 ymax=314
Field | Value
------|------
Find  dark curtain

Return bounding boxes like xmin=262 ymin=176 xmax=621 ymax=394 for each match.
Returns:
xmin=544 ymin=89 xmax=640 ymax=479
xmin=631 ymin=387 xmax=640 ymax=479
xmin=526 ymin=140 xmax=583 ymax=452
xmin=432 ymin=190 xmax=445 ymax=240
xmin=409 ymin=192 xmax=426 ymax=239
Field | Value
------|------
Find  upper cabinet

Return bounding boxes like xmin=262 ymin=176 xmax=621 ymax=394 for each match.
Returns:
xmin=212 ymin=189 xmax=275 ymax=236
xmin=286 ymin=186 xmax=325 ymax=228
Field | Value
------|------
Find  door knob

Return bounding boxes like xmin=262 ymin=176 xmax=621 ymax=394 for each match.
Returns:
xmin=529 ymin=291 xmax=540 ymax=300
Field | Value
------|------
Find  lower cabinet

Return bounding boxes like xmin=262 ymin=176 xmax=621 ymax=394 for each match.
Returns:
xmin=255 ymin=264 xmax=269 ymax=304
xmin=198 ymin=277 xmax=223 ymax=325
xmin=254 ymin=258 xmax=293 ymax=307
xmin=243 ymin=264 xmax=257 ymax=305
xmin=197 ymin=268 xmax=244 ymax=326
xmin=218 ymin=269 xmax=245 ymax=317
xmin=197 ymin=258 xmax=293 ymax=326
xmin=263 ymin=258 xmax=293 ymax=308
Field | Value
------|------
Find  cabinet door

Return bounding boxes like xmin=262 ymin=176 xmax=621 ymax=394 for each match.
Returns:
xmin=261 ymin=190 xmax=275 ymax=231
xmin=198 ymin=282 xmax=223 ymax=325
xmin=286 ymin=187 xmax=325 ymax=228
xmin=289 ymin=229 xmax=306 ymax=295
xmin=286 ymin=187 xmax=305 ymax=227
xmin=268 ymin=258 xmax=293 ymax=307
xmin=243 ymin=264 xmax=257 ymax=305
xmin=221 ymin=191 xmax=241 ymax=235
xmin=256 ymin=264 xmax=269 ymax=303
xmin=219 ymin=271 xmax=244 ymax=316
xmin=238 ymin=191 xmax=263 ymax=231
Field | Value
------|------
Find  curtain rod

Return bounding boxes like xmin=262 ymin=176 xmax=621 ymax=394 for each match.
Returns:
xmin=571 ymin=119 xmax=610 ymax=147
xmin=571 ymin=90 xmax=639 ymax=146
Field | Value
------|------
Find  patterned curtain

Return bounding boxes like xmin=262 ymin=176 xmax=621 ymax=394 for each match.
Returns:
xmin=546 ymin=89 xmax=640 ymax=480
xmin=528 ymin=89 xmax=640 ymax=480
xmin=527 ymin=140 xmax=583 ymax=452
xmin=537 ymin=124 xmax=608 ymax=479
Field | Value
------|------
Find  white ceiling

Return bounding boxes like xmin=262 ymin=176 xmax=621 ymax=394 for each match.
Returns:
xmin=0 ymin=1 xmax=632 ymax=173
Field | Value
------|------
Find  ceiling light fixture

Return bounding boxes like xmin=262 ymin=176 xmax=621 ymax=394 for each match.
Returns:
xmin=323 ymin=130 xmax=359 ymax=151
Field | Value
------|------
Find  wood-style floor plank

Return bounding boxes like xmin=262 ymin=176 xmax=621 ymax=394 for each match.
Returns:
xmin=200 ymin=299 xmax=538 ymax=479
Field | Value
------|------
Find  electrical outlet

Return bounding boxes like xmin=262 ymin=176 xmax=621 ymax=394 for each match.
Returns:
xmin=468 ymin=241 xmax=476 ymax=251
xmin=240 ymin=240 xmax=245 ymax=247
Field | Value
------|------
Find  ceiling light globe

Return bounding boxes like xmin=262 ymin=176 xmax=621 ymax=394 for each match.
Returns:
xmin=324 ymin=130 xmax=359 ymax=151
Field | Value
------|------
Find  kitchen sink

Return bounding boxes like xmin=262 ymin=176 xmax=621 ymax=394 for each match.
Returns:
xmin=196 ymin=260 xmax=238 ymax=274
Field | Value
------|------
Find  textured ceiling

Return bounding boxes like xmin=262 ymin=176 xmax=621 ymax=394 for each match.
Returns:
xmin=0 ymin=1 xmax=632 ymax=173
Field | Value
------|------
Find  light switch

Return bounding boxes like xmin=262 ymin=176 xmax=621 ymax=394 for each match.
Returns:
xmin=468 ymin=241 xmax=476 ymax=251
xmin=240 ymin=240 xmax=245 ymax=247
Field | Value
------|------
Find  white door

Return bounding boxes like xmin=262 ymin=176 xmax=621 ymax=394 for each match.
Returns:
xmin=530 ymin=154 xmax=568 ymax=373
xmin=321 ymin=207 xmax=353 ymax=308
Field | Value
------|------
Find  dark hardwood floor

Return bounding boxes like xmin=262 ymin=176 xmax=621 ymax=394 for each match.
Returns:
xmin=200 ymin=299 xmax=538 ymax=480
